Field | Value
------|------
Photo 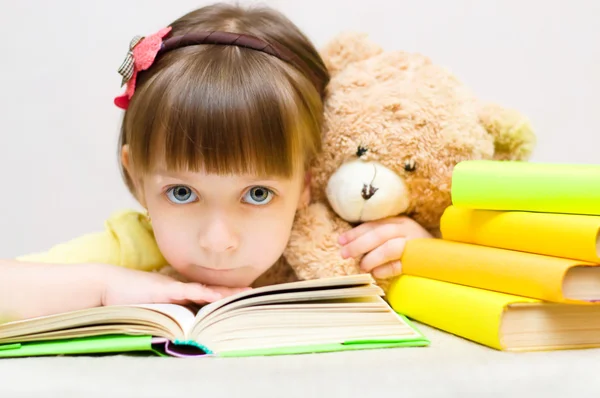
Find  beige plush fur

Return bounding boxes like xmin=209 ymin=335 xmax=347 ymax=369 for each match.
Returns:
xmin=283 ymin=32 xmax=536 ymax=291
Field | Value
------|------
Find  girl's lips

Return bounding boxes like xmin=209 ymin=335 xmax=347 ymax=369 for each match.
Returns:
xmin=194 ymin=264 xmax=239 ymax=272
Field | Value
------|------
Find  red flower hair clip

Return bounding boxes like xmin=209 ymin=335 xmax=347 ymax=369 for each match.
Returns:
xmin=114 ymin=26 xmax=172 ymax=110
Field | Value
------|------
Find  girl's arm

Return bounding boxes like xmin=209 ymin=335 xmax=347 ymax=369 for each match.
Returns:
xmin=0 ymin=259 xmax=247 ymax=322
xmin=0 ymin=260 xmax=105 ymax=321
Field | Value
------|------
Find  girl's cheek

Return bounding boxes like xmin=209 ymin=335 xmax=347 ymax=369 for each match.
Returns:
xmin=153 ymin=228 xmax=191 ymax=267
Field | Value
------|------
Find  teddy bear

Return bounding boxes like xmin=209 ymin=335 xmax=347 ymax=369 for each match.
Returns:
xmin=282 ymin=32 xmax=536 ymax=291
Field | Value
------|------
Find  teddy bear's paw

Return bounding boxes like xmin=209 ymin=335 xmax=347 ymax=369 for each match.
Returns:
xmin=291 ymin=257 xmax=363 ymax=281
xmin=284 ymin=202 xmax=362 ymax=280
xmin=374 ymin=277 xmax=392 ymax=292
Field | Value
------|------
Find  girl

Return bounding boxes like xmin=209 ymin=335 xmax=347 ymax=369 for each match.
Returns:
xmin=0 ymin=3 xmax=432 ymax=321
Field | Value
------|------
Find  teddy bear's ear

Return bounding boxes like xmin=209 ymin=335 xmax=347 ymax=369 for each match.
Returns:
xmin=320 ymin=32 xmax=383 ymax=76
xmin=478 ymin=102 xmax=537 ymax=161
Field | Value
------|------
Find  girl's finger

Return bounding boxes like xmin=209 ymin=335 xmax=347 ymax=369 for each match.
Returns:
xmin=158 ymin=282 xmax=222 ymax=304
xmin=340 ymin=223 xmax=405 ymax=259
xmin=338 ymin=222 xmax=378 ymax=245
xmin=183 ymin=283 xmax=225 ymax=302
xmin=338 ymin=216 xmax=412 ymax=245
xmin=206 ymin=285 xmax=252 ymax=298
xmin=183 ymin=285 xmax=251 ymax=304
xmin=359 ymin=237 xmax=406 ymax=273
xmin=371 ymin=260 xmax=403 ymax=279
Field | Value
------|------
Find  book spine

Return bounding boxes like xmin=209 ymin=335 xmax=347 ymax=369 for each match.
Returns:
xmin=387 ymin=275 xmax=539 ymax=350
xmin=440 ymin=206 xmax=600 ymax=263
xmin=450 ymin=160 xmax=600 ymax=215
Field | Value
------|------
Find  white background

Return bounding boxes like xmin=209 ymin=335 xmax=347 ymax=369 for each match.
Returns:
xmin=0 ymin=0 xmax=598 ymax=258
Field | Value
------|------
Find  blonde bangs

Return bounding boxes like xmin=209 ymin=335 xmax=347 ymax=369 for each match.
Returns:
xmin=122 ymin=46 xmax=322 ymax=182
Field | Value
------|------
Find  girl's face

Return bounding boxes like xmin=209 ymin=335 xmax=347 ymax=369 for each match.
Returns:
xmin=136 ymin=166 xmax=310 ymax=287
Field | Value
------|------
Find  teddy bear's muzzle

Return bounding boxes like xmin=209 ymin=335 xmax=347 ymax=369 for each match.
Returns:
xmin=325 ymin=159 xmax=411 ymax=223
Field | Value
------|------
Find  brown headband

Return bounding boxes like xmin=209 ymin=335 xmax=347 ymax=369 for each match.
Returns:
xmin=157 ymin=31 xmax=325 ymax=96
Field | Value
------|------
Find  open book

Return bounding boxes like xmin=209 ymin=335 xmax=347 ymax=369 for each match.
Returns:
xmin=0 ymin=274 xmax=429 ymax=358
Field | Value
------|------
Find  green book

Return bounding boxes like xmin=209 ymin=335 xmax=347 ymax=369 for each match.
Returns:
xmin=0 ymin=274 xmax=429 ymax=358
xmin=451 ymin=160 xmax=600 ymax=216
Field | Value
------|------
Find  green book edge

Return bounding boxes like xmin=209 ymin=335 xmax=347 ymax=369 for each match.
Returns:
xmin=0 ymin=335 xmax=164 ymax=358
xmin=0 ymin=314 xmax=429 ymax=358
xmin=217 ymin=339 xmax=429 ymax=357
xmin=216 ymin=313 xmax=430 ymax=357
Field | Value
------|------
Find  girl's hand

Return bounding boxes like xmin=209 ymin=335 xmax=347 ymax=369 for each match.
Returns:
xmin=338 ymin=216 xmax=433 ymax=279
xmin=100 ymin=265 xmax=250 ymax=306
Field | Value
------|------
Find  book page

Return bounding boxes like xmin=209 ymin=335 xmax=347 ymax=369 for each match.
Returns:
xmin=134 ymin=304 xmax=197 ymax=334
xmin=0 ymin=325 xmax=170 ymax=345
xmin=195 ymin=297 xmax=389 ymax=334
xmin=197 ymin=306 xmax=421 ymax=353
xmin=195 ymin=274 xmax=377 ymax=321
xmin=191 ymin=285 xmax=383 ymax=337
xmin=501 ymin=303 xmax=600 ymax=351
xmin=0 ymin=305 xmax=189 ymax=343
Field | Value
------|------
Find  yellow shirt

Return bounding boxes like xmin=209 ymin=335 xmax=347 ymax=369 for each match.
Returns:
xmin=16 ymin=209 xmax=168 ymax=272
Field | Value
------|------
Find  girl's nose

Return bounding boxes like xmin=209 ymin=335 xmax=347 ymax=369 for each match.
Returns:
xmin=198 ymin=216 xmax=239 ymax=253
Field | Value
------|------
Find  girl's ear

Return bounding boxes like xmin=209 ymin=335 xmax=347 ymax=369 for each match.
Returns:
xmin=121 ymin=145 xmax=147 ymax=208
xmin=121 ymin=144 xmax=132 ymax=175
xmin=298 ymin=171 xmax=311 ymax=209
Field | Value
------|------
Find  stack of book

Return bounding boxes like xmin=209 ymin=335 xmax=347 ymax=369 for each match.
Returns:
xmin=387 ymin=160 xmax=600 ymax=352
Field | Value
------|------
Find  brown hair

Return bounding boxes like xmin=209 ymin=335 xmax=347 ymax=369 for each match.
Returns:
xmin=118 ymin=3 xmax=330 ymax=196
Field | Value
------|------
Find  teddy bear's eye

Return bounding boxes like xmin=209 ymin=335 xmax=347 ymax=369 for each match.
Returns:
xmin=404 ymin=159 xmax=417 ymax=172
xmin=356 ymin=146 xmax=368 ymax=157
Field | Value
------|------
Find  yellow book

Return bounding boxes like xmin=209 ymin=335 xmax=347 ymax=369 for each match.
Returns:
xmin=441 ymin=205 xmax=600 ymax=263
xmin=400 ymin=238 xmax=600 ymax=304
xmin=387 ymin=275 xmax=600 ymax=351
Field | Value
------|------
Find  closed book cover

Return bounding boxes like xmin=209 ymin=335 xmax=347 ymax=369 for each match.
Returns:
xmin=400 ymin=238 xmax=600 ymax=304
xmin=387 ymin=275 xmax=600 ymax=351
xmin=441 ymin=206 xmax=600 ymax=263
xmin=451 ymin=160 xmax=600 ymax=215
xmin=0 ymin=335 xmax=161 ymax=358
xmin=386 ymin=275 xmax=539 ymax=350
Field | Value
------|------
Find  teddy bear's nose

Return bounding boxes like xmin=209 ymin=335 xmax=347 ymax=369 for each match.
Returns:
xmin=361 ymin=184 xmax=378 ymax=200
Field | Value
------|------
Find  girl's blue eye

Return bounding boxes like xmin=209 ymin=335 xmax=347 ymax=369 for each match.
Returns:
xmin=243 ymin=186 xmax=273 ymax=205
xmin=166 ymin=185 xmax=198 ymax=204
